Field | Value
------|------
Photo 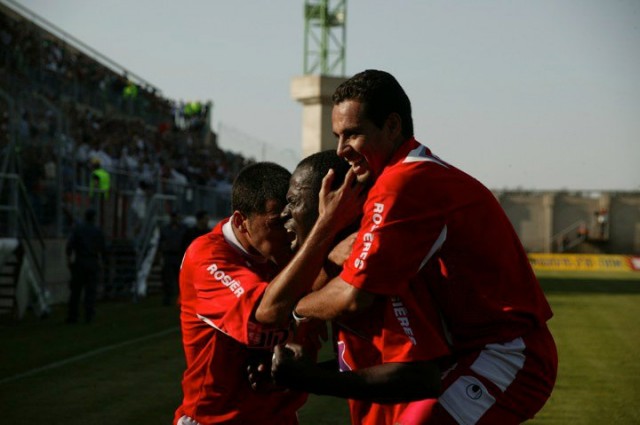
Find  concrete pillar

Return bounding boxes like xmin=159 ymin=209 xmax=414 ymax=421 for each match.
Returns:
xmin=291 ymin=75 xmax=347 ymax=158
xmin=542 ymin=192 xmax=555 ymax=252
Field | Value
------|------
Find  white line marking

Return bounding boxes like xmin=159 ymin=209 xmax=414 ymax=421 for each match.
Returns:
xmin=0 ymin=327 xmax=179 ymax=385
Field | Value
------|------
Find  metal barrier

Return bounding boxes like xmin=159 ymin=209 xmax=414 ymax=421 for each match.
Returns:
xmin=67 ymin=171 xmax=231 ymax=240
xmin=0 ymin=173 xmax=48 ymax=317
xmin=553 ymin=220 xmax=589 ymax=253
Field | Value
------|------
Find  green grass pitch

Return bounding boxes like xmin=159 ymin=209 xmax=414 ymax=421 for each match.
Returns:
xmin=0 ymin=277 xmax=638 ymax=424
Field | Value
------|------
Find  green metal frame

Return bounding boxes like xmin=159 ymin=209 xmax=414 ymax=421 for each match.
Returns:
xmin=303 ymin=0 xmax=347 ymax=76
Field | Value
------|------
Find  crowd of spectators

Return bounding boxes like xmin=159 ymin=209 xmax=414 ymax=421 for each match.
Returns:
xmin=1 ymin=4 xmax=254 ymax=237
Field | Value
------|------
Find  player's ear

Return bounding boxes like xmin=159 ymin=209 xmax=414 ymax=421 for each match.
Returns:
xmin=385 ymin=112 xmax=402 ymax=138
xmin=231 ymin=211 xmax=248 ymax=233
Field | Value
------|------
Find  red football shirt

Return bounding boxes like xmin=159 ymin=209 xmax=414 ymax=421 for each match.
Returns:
xmin=337 ymin=283 xmax=450 ymax=425
xmin=174 ymin=219 xmax=306 ymax=425
xmin=341 ymin=138 xmax=553 ymax=351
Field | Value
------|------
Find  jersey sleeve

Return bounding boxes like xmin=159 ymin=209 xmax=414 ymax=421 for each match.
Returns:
xmin=183 ymin=239 xmax=278 ymax=347
xmin=341 ymin=165 xmax=448 ymax=296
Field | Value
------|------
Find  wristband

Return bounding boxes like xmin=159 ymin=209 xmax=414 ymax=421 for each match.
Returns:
xmin=291 ymin=301 xmax=309 ymax=323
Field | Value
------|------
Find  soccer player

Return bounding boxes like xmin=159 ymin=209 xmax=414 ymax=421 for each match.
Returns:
xmin=290 ymin=70 xmax=558 ymax=424
xmin=272 ymin=150 xmax=451 ymax=425
xmin=174 ymin=162 xmax=363 ymax=425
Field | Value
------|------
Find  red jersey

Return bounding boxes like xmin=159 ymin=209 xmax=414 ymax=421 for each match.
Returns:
xmin=174 ymin=219 xmax=306 ymax=425
xmin=337 ymin=283 xmax=450 ymax=425
xmin=341 ymin=138 xmax=553 ymax=351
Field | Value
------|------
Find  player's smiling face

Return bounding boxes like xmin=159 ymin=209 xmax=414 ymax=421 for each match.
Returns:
xmin=333 ymin=99 xmax=399 ymax=184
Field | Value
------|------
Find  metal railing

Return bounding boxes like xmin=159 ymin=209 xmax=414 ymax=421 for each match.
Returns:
xmin=132 ymin=193 xmax=177 ymax=299
xmin=553 ymin=220 xmax=588 ymax=253
xmin=0 ymin=173 xmax=48 ymax=316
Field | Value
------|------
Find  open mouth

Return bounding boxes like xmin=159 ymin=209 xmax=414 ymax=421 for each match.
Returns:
xmin=284 ymin=222 xmax=298 ymax=249
xmin=347 ymin=156 xmax=366 ymax=175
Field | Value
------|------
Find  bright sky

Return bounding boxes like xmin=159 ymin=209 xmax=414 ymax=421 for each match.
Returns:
xmin=10 ymin=0 xmax=640 ymax=190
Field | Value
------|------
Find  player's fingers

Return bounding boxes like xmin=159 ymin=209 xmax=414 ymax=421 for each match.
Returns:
xmin=319 ymin=168 xmax=335 ymax=197
xmin=343 ymin=167 xmax=356 ymax=190
xmin=272 ymin=344 xmax=284 ymax=367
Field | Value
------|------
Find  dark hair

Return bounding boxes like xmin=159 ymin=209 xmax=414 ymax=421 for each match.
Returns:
xmin=294 ymin=149 xmax=350 ymax=224
xmin=232 ymin=162 xmax=291 ymax=216
xmin=297 ymin=149 xmax=350 ymax=196
xmin=332 ymin=69 xmax=413 ymax=138
xmin=296 ymin=150 xmax=360 ymax=245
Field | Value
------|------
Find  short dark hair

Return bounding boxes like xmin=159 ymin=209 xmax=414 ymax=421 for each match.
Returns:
xmin=232 ymin=162 xmax=291 ymax=216
xmin=295 ymin=150 xmax=350 ymax=224
xmin=332 ymin=69 xmax=413 ymax=138
xmin=297 ymin=149 xmax=350 ymax=196
xmin=296 ymin=150 xmax=360 ymax=245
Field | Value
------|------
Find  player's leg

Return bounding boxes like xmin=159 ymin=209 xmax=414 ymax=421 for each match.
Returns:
xmin=396 ymin=326 xmax=557 ymax=424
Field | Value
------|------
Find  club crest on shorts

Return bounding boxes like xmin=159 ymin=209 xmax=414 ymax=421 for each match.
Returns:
xmin=466 ymin=383 xmax=483 ymax=400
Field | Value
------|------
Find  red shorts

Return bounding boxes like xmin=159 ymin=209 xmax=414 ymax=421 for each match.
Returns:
xmin=396 ymin=325 xmax=557 ymax=424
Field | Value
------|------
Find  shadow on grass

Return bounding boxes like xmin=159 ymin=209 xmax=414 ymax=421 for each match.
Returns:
xmin=540 ymin=278 xmax=640 ymax=294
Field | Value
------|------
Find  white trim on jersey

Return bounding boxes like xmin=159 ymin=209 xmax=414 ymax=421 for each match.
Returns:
xmin=222 ymin=220 xmax=268 ymax=264
xmin=197 ymin=313 xmax=229 ymax=335
xmin=403 ymin=144 xmax=449 ymax=168
xmin=439 ymin=336 xmax=527 ymax=424
xmin=336 ymin=340 xmax=353 ymax=372
xmin=419 ymin=225 xmax=447 ymax=271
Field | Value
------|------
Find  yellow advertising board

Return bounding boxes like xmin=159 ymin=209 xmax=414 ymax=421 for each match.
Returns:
xmin=528 ymin=254 xmax=640 ymax=272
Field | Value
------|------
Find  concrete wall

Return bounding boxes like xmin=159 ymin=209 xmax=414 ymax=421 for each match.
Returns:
xmin=291 ymin=75 xmax=347 ymax=158
xmin=497 ymin=192 xmax=553 ymax=252
xmin=498 ymin=191 xmax=640 ymax=254
xmin=609 ymin=194 xmax=640 ymax=253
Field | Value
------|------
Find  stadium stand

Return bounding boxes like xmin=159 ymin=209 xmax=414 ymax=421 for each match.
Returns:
xmin=0 ymin=1 xmax=253 ymax=317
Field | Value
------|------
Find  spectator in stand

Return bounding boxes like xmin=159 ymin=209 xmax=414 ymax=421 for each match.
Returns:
xmin=66 ymin=208 xmax=106 ymax=323
xmin=129 ymin=180 xmax=152 ymax=239
xmin=595 ymin=208 xmax=609 ymax=239
xmin=89 ymin=157 xmax=111 ymax=219
xmin=159 ymin=211 xmax=187 ymax=306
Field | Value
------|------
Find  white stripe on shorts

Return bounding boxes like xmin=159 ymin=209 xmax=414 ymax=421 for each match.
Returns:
xmin=177 ymin=415 xmax=202 ymax=425
xmin=470 ymin=337 xmax=526 ymax=391
xmin=440 ymin=375 xmax=496 ymax=425
xmin=439 ymin=336 xmax=527 ymax=424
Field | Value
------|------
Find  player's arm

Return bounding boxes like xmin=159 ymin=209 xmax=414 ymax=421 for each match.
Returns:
xmin=294 ymin=276 xmax=376 ymax=321
xmin=255 ymin=169 xmax=366 ymax=326
xmin=271 ymin=343 xmax=442 ymax=403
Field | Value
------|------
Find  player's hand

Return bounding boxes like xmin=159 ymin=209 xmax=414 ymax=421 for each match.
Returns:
xmin=318 ymin=168 xmax=366 ymax=232
xmin=271 ymin=343 xmax=315 ymax=389
xmin=327 ymin=232 xmax=357 ymax=267
xmin=247 ymin=351 xmax=287 ymax=393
